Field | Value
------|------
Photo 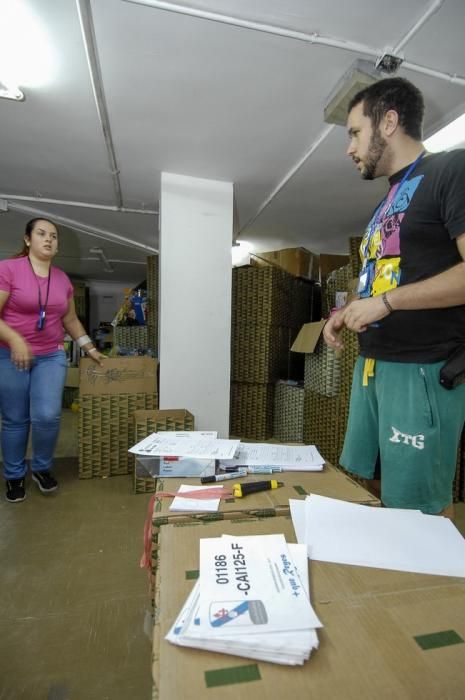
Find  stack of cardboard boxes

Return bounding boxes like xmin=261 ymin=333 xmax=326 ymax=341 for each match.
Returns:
xmin=230 ymin=265 xmax=313 ymax=440
xmin=273 ymin=381 xmax=305 ymax=442
xmin=131 ymin=409 xmax=195 ymax=494
xmin=113 ymin=325 xmax=149 ymax=351
xmin=78 ymin=357 xmax=158 ymax=479
xmin=146 ymin=254 xmax=159 ymax=355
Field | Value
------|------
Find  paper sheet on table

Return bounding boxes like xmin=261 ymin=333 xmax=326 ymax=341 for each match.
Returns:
xmin=189 ymin=533 xmax=321 ymax=636
xmin=303 ymin=494 xmax=465 ymax=577
xmin=166 ymin=538 xmax=321 ymax=665
xmin=169 ymin=484 xmax=223 ymax=512
xmin=289 ymin=499 xmax=307 ymax=544
xmin=221 ymin=443 xmax=324 ymax=469
xmin=129 ymin=433 xmax=240 ymax=458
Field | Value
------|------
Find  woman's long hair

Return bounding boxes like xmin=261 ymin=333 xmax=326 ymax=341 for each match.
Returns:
xmin=13 ymin=217 xmax=59 ymax=257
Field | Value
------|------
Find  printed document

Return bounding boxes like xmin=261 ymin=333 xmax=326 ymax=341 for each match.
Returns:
xmin=166 ymin=534 xmax=322 ymax=665
xmin=221 ymin=443 xmax=324 ymax=469
xmin=129 ymin=433 xmax=240 ymax=459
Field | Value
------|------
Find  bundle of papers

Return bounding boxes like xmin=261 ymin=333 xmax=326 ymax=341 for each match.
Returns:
xmin=166 ymin=533 xmax=322 ymax=665
xmin=220 ymin=443 xmax=325 ymax=471
xmin=290 ymin=494 xmax=465 ymax=578
xmin=128 ymin=432 xmax=240 ymax=459
xmin=129 ymin=432 xmax=326 ymax=472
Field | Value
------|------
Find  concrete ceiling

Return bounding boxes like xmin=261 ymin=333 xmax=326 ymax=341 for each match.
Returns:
xmin=1 ymin=0 xmax=464 ymax=283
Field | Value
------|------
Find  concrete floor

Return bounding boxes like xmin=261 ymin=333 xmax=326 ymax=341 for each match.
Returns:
xmin=0 ymin=410 xmax=153 ymax=700
xmin=0 ymin=410 xmax=464 ymax=700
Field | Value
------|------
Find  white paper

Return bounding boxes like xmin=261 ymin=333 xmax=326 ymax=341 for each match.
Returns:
xmin=304 ymin=494 xmax=465 ymax=578
xmin=169 ymin=484 xmax=223 ymax=512
xmin=192 ymin=534 xmax=321 ymax=636
xmin=129 ymin=433 xmax=240 ymax=459
xmin=221 ymin=443 xmax=324 ymax=469
xmin=165 ymin=537 xmax=321 ymax=665
xmin=289 ymin=498 xmax=307 ymax=544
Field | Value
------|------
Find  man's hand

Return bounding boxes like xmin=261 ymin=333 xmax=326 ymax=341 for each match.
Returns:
xmin=323 ymin=309 xmax=345 ymax=350
xmin=342 ymin=296 xmax=390 ymax=332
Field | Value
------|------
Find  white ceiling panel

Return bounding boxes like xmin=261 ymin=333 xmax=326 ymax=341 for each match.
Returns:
xmin=1 ymin=0 xmax=464 ymax=280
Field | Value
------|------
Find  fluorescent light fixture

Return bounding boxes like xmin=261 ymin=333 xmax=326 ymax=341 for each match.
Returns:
xmin=0 ymin=79 xmax=24 ymax=102
xmin=90 ymin=247 xmax=114 ymax=273
xmin=232 ymin=240 xmax=253 ymax=266
xmin=424 ymin=112 xmax=465 ymax=152
xmin=0 ymin=0 xmax=55 ymax=90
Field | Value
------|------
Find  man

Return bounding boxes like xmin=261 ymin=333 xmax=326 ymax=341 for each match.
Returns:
xmin=323 ymin=77 xmax=465 ymax=516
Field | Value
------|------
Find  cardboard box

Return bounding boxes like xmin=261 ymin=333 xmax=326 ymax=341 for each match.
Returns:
xmin=131 ymin=409 xmax=195 ymax=493
xmin=153 ymin=516 xmax=465 ymax=699
xmin=252 ymin=247 xmax=314 ymax=278
xmin=65 ymin=367 xmax=80 ymax=388
xmin=291 ymin=320 xmax=342 ymax=398
xmin=135 ymin=431 xmax=217 ymax=479
xmin=79 ymin=356 xmax=158 ymax=395
xmin=147 ymin=464 xmax=379 ymax=604
xmin=152 ymin=463 xmax=379 ymax=518
xmin=137 ymin=455 xmax=216 ymax=479
xmin=318 ymin=253 xmax=350 ymax=280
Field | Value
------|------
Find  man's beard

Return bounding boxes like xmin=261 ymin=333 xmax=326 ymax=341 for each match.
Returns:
xmin=360 ymin=129 xmax=388 ymax=180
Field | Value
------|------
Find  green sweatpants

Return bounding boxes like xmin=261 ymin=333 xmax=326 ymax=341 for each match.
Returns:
xmin=340 ymin=357 xmax=465 ymax=514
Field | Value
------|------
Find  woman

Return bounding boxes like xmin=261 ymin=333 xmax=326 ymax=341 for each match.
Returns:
xmin=0 ymin=218 xmax=105 ymax=503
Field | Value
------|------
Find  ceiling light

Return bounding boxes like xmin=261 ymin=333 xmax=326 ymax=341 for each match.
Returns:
xmin=324 ymin=60 xmax=379 ymax=126
xmin=424 ymin=112 xmax=465 ymax=152
xmin=90 ymin=247 xmax=114 ymax=273
xmin=232 ymin=240 xmax=253 ymax=267
xmin=0 ymin=0 xmax=55 ymax=90
xmin=0 ymin=79 xmax=24 ymax=102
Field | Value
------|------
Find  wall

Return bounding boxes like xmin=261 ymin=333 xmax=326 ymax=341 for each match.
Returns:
xmin=159 ymin=172 xmax=233 ymax=436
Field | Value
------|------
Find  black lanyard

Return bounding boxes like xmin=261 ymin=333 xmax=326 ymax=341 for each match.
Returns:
xmin=28 ymin=257 xmax=51 ymax=331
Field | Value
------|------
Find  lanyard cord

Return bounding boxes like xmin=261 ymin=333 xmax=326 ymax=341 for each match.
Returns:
xmin=28 ymin=257 xmax=52 ymax=316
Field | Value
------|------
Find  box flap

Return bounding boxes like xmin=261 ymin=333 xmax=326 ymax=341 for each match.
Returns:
xmin=291 ymin=320 xmax=326 ymax=353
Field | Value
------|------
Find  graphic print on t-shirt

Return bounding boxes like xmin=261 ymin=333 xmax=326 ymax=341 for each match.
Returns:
xmin=360 ymin=174 xmax=424 ymax=297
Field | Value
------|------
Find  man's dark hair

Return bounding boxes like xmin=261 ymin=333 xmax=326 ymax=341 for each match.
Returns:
xmin=348 ymin=77 xmax=424 ymax=140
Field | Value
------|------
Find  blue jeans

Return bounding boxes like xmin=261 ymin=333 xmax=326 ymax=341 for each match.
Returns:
xmin=0 ymin=348 xmax=68 ymax=479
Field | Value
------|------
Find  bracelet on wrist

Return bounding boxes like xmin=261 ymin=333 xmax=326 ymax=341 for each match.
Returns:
xmin=87 ymin=347 xmax=98 ymax=355
xmin=76 ymin=334 xmax=92 ymax=348
xmin=381 ymin=291 xmax=394 ymax=314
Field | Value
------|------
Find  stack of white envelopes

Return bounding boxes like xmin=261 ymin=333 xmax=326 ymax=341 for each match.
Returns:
xmin=166 ymin=533 xmax=322 ymax=665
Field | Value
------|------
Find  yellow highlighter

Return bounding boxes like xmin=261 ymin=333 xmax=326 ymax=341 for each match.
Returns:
xmin=233 ymin=479 xmax=283 ymax=498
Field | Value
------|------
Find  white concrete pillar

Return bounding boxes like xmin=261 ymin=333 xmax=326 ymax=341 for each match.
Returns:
xmin=158 ymin=172 xmax=233 ymax=436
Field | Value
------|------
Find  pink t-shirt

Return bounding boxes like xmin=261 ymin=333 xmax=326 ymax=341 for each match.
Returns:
xmin=0 ymin=256 xmax=74 ymax=355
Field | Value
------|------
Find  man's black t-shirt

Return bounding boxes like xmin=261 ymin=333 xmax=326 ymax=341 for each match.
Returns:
xmin=358 ymin=149 xmax=465 ymax=362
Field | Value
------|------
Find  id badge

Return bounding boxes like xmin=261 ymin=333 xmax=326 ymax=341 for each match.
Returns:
xmin=358 ymin=260 xmax=375 ymax=298
xmin=357 ymin=270 xmax=369 ymax=294
xmin=37 ymin=309 xmax=46 ymax=331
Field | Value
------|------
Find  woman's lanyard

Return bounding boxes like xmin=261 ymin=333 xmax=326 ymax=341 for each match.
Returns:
xmin=361 ymin=150 xmax=426 ymax=261
xmin=28 ymin=257 xmax=52 ymax=331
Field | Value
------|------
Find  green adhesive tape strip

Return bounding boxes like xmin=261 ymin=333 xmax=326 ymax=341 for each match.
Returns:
xmin=293 ymin=485 xmax=307 ymax=495
xmin=205 ymin=664 xmax=261 ymax=688
xmin=185 ymin=570 xmax=199 ymax=580
xmin=414 ymin=630 xmax=464 ymax=650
